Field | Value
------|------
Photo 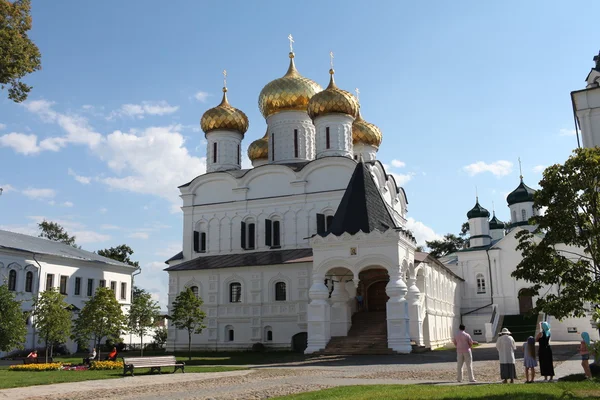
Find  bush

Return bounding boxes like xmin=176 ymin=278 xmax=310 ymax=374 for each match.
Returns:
xmin=9 ymin=363 xmax=62 ymax=372
xmin=89 ymin=360 xmax=124 ymax=370
xmin=252 ymin=343 xmax=266 ymax=352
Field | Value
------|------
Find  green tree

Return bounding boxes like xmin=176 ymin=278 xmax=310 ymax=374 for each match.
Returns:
xmin=512 ymin=147 xmax=600 ymax=319
xmin=152 ymin=326 xmax=168 ymax=349
xmin=72 ymin=287 xmax=127 ymax=359
xmin=97 ymin=245 xmax=140 ymax=267
xmin=0 ymin=284 xmax=27 ymax=352
xmin=169 ymin=288 xmax=205 ymax=360
xmin=32 ymin=288 xmax=71 ymax=363
xmin=38 ymin=220 xmax=78 ymax=247
xmin=0 ymin=0 xmax=42 ymax=102
xmin=128 ymin=287 xmax=160 ymax=356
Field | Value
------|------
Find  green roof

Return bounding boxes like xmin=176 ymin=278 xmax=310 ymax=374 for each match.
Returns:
xmin=507 ymin=179 xmax=535 ymax=206
xmin=467 ymin=200 xmax=490 ymax=219
xmin=489 ymin=214 xmax=505 ymax=230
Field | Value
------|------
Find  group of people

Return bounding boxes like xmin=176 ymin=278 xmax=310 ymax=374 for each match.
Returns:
xmin=82 ymin=347 xmax=119 ymax=365
xmin=454 ymin=322 xmax=594 ymax=383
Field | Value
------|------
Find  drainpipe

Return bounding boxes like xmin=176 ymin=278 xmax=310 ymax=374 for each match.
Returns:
xmin=129 ymin=266 xmax=142 ymax=349
xmin=32 ymin=253 xmax=43 ymax=350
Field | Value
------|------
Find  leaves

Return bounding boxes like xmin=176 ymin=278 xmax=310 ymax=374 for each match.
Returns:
xmin=33 ymin=288 xmax=72 ymax=362
xmin=38 ymin=221 xmax=78 ymax=248
xmin=0 ymin=284 xmax=27 ymax=352
xmin=127 ymin=287 xmax=160 ymax=356
xmin=0 ymin=0 xmax=42 ymax=102
xmin=426 ymin=233 xmax=466 ymax=258
xmin=511 ymin=147 xmax=600 ymax=319
xmin=97 ymin=245 xmax=140 ymax=267
xmin=169 ymin=288 xmax=205 ymax=360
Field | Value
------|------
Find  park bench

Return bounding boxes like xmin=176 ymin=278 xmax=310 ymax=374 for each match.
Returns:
xmin=122 ymin=355 xmax=185 ymax=377
xmin=23 ymin=357 xmax=53 ymax=364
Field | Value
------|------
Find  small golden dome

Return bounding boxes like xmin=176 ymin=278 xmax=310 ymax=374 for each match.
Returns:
xmin=258 ymin=52 xmax=322 ymax=119
xmin=307 ymin=69 xmax=359 ymax=120
xmin=352 ymin=109 xmax=383 ymax=148
xmin=247 ymin=130 xmax=269 ymax=161
xmin=200 ymin=88 xmax=249 ymax=135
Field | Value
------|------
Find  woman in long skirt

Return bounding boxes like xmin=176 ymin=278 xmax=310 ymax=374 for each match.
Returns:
xmin=496 ymin=328 xmax=517 ymax=383
xmin=536 ymin=321 xmax=555 ymax=381
xmin=523 ymin=336 xmax=537 ymax=383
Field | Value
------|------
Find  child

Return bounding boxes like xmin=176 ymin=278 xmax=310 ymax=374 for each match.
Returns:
xmin=580 ymin=332 xmax=592 ymax=379
xmin=523 ymin=336 xmax=537 ymax=383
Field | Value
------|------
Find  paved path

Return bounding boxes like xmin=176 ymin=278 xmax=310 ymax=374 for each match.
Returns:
xmin=0 ymin=342 xmax=583 ymax=400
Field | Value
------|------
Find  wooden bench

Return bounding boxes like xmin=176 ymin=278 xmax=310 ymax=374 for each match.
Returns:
xmin=122 ymin=356 xmax=184 ymax=377
xmin=23 ymin=357 xmax=53 ymax=364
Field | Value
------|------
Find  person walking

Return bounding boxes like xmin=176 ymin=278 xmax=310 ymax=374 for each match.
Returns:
xmin=453 ymin=324 xmax=477 ymax=382
xmin=536 ymin=321 xmax=555 ymax=381
xmin=496 ymin=328 xmax=517 ymax=383
xmin=580 ymin=332 xmax=592 ymax=379
xmin=523 ymin=336 xmax=537 ymax=383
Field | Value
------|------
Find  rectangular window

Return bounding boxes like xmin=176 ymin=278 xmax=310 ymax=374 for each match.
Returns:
xmin=273 ymin=221 xmax=281 ymax=247
xmin=201 ymin=232 xmax=207 ymax=252
xmin=248 ymin=223 xmax=255 ymax=249
xmin=275 ymin=282 xmax=286 ymax=301
xmin=120 ymin=282 xmax=127 ymax=300
xmin=46 ymin=274 xmax=54 ymax=291
xmin=294 ymin=129 xmax=299 ymax=158
xmin=271 ymin=133 xmax=275 ymax=161
xmin=265 ymin=219 xmax=272 ymax=247
xmin=110 ymin=281 xmax=117 ymax=293
xmin=237 ymin=144 xmax=240 ymax=165
xmin=74 ymin=277 xmax=81 ymax=296
xmin=230 ymin=283 xmax=242 ymax=303
xmin=87 ymin=279 xmax=94 ymax=297
xmin=193 ymin=231 xmax=200 ymax=252
xmin=326 ymin=127 xmax=330 ymax=149
xmin=59 ymin=276 xmax=68 ymax=295
xmin=99 ymin=279 xmax=106 ymax=288
xmin=213 ymin=142 xmax=217 ymax=163
xmin=241 ymin=221 xmax=246 ymax=249
xmin=316 ymin=213 xmax=326 ymax=235
xmin=326 ymin=215 xmax=334 ymax=231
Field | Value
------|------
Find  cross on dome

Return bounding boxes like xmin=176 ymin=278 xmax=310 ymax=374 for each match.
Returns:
xmin=355 ymin=88 xmax=360 ymax=102
xmin=518 ymin=157 xmax=523 ymax=181
xmin=288 ymin=34 xmax=294 ymax=53
xmin=330 ymin=51 xmax=334 ymax=69
xmin=222 ymin=69 xmax=227 ymax=89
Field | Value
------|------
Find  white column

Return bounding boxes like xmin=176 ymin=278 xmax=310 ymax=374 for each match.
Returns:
xmin=305 ymin=274 xmax=331 ymax=354
xmin=407 ymin=277 xmax=424 ymax=346
xmin=330 ymin=277 xmax=351 ymax=337
xmin=314 ymin=114 xmax=353 ymax=159
xmin=267 ymin=111 xmax=316 ymax=163
xmin=386 ymin=270 xmax=412 ymax=353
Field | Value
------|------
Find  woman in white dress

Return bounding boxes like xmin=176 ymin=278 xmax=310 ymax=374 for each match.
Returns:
xmin=496 ymin=328 xmax=517 ymax=383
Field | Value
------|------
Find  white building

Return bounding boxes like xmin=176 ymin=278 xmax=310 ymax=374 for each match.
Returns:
xmin=0 ymin=230 xmax=138 ymax=356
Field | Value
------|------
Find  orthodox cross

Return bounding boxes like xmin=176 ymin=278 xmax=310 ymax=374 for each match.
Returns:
xmin=594 ymin=50 xmax=600 ymax=68
xmin=355 ymin=88 xmax=360 ymax=102
xmin=475 ymin=186 xmax=478 ymax=202
xmin=330 ymin=51 xmax=334 ymax=69
xmin=518 ymin=157 xmax=523 ymax=180
xmin=288 ymin=34 xmax=294 ymax=52
xmin=222 ymin=69 xmax=227 ymax=88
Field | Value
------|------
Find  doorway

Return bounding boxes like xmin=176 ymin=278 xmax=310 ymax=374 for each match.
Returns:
xmin=518 ymin=288 xmax=534 ymax=315
xmin=367 ymin=281 xmax=389 ymax=311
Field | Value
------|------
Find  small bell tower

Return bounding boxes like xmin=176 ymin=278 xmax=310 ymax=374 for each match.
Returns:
xmin=571 ymin=50 xmax=600 ymax=148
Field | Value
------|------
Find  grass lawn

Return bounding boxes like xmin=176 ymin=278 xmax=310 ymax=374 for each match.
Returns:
xmin=274 ymin=382 xmax=600 ymax=399
xmin=0 ymin=366 xmax=246 ymax=390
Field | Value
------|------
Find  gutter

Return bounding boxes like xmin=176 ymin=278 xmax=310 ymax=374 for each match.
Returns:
xmin=129 ymin=266 xmax=141 ymax=349
xmin=31 ymin=253 xmax=43 ymax=350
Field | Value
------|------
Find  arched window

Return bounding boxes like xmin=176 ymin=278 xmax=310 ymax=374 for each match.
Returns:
xmin=190 ymin=286 xmax=199 ymax=298
xmin=225 ymin=325 xmax=234 ymax=341
xmin=8 ymin=270 xmax=17 ymax=291
xmin=512 ymin=210 xmax=517 ymax=222
xmin=265 ymin=218 xmax=281 ymax=248
xmin=25 ymin=271 xmax=33 ymax=293
xmin=193 ymin=231 xmax=207 ymax=253
xmin=229 ymin=282 xmax=241 ymax=303
xmin=241 ymin=219 xmax=256 ymax=250
xmin=521 ymin=209 xmax=527 ymax=222
xmin=264 ymin=326 xmax=273 ymax=341
xmin=476 ymin=274 xmax=486 ymax=294
xmin=275 ymin=282 xmax=286 ymax=301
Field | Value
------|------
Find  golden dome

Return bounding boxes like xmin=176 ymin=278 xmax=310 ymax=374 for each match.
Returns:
xmin=247 ymin=130 xmax=269 ymax=161
xmin=307 ymin=69 xmax=359 ymax=120
xmin=352 ymin=109 xmax=383 ymax=148
xmin=258 ymin=52 xmax=322 ymax=118
xmin=200 ymin=88 xmax=249 ymax=135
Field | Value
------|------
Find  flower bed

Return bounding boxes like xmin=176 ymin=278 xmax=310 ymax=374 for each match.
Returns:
xmin=89 ymin=360 xmax=123 ymax=370
xmin=9 ymin=363 xmax=63 ymax=372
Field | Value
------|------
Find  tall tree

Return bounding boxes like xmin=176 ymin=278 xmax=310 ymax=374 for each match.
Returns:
xmin=128 ymin=287 xmax=160 ymax=356
xmin=72 ymin=287 xmax=127 ymax=359
xmin=0 ymin=0 xmax=42 ymax=102
xmin=33 ymin=288 xmax=72 ymax=363
xmin=512 ymin=147 xmax=600 ymax=319
xmin=152 ymin=327 xmax=168 ymax=349
xmin=425 ymin=222 xmax=471 ymax=258
xmin=38 ymin=220 xmax=78 ymax=247
xmin=97 ymin=245 xmax=139 ymax=267
xmin=169 ymin=288 xmax=205 ymax=360
xmin=0 ymin=283 xmax=27 ymax=352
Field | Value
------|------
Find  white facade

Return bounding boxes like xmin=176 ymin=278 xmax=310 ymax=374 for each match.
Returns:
xmin=572 ymin=54 xmax=600 ymax=148
xmin=266 ymin=111 xmax=316 ymax=163
xmin=206 ymin=130 xmax=243 ymax=173
xmin=314 ymin=114 xmax=354 ymax=159
xmin=0 ymin=231 xmax=136 ymax=356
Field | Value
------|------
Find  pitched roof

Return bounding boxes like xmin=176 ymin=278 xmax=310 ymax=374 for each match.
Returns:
xmin=323 ymin=161 xmax=397 ymax=236
xmin=164 ymin=248 xmax=313 ymax=271
xmin=414 ymin=251 xmax=464 ymax=281
xmin=0 ymin=229 xmax=132 ymax=267
xmin=165 ymin=251 xmax=183 ymax=263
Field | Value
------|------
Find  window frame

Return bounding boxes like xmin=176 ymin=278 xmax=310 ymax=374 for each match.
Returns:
xmin=120 ymin=282 xmax=127 ymax=300
xmin=213 ymin=142 xmax=217 ymax=163
xmin=110 ymin=281 xmax=117 ymax=294
xmin=59 ymin=275 xmax=68 ymax=295
xmin=190 ymin=285 xmax=199 ymax=298
xmin=74 ymin=277 xmax=82 ymax=296
xmin=99 ymin=279 xmax=106 ymax=288
xmin=229 ymin=282 xmax=242 ymax=303
xmin=476 ymin=274 xmax=486 ymax=294
xmin=86 ymin=278 xmax=94 ymax=297
xmin=241 ymin=219 xmax=256 ymax=250
xmin=275 ymin=281 xmax=287 ymax=301
xmin=25 ymin=271 xmax=33 ymax=293
xmin=46 ymin=274 xmax=54 ymax=291
xmin=8 ymin=269 xmax=17 ymax=291
xmin=326 ymin=127 xmax=330 ymax=149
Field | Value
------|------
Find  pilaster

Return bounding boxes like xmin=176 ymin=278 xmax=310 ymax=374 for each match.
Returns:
xmin=386 ymin=271 xmax=412 ymax=353
xmin=305 ymin=274 xmax=331 ymax=354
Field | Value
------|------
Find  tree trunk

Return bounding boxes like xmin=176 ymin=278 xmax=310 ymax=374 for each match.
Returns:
xmin=140 ymin=333 xmax=144 ymax=357
xmin=45 ymin=336 xmax=49 ymax=364
xmin=188 ymin=330 xmax=192 ymax=361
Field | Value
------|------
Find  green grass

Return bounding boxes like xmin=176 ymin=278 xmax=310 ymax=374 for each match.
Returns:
xmin=274 ymin=382 xmax=600 ymax=399
xmin=0 ymin=366 xmax=246 ymax=390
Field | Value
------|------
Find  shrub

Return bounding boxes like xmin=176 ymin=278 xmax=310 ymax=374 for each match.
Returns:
xmin=252 ymin=342 xmax=266 ymax=352
xmin=9 ymin=363 xmax=62 ymax=372
xmin=89 ymin=360 xmax=123 ymax=370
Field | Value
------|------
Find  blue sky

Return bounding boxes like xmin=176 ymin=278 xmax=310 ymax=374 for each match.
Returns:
xmin=0 ymin=1 xmax=597 ymax=308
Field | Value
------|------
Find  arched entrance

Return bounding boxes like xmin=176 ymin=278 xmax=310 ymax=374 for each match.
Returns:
xmin=367 ymin=281 xmax=389 ymax=311
xmin=358 ymin=268 xmax=389 ymax=312
xmin=518 ymin=288 xmax=534 ymax=315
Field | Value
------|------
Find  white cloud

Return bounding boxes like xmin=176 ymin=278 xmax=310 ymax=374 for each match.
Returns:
xmin=128 ymin=232 xmax=150 ymax=240
xmin=391 ymin=159 xmax=406 ymax=168
xmin=559 ymin=129 xmax=576 ymax=136
xmin=62 ymin=201 xmax=74 ymax=207
xmin=0 ymin=132 xmax=41 ymax=155
xmin=155 ymin=243 xmax=182 ymax=258
xmin=1 ymin=184 xmax=16 ymax=193
xmin=100 ymin=224 xmax=120 ymax=230
xmin=73 ymin=230 xmax=111 ymax=244
xmin=109 ymin=101 xmax=179 ymax=119
xmin=68 ymin=168 xmax=91 ymax=184
xmin=193 ymin=91 xmax=210 ymax=103
xmin=22 ymin=187 xmax=56 ymax=199
xmin=406 ymin=218 xmax=443 ymax=247
xmin=463 ymin=160 xmax=513 ymax=177
xmin=533 ymin=165 xmax=546 ymax=173
xmin=0 ymin=123 xmax=6 ymax=130
xmin=99 ymin=207 xmax=108 ymax=214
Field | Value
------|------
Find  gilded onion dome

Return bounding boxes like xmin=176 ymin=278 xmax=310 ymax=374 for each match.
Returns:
xmin=352 ymin=109 xmax=383 ymax=148
xmin=200 ymin=87 xmax=249 ymax=135
xmin=247 ymin=130 xmax=269 ymax=161
xmin=258 ymin=52 xmax=322 ymax=118
xmin=307 ymin=69 xmax=359 ymax=120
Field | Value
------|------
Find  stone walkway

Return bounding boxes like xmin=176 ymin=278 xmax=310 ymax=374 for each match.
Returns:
xmin=0 ymin=343 xmax=584 ymax=400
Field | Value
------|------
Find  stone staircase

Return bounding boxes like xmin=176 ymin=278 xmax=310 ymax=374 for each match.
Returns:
xmin=322 ymin=311 xmax=394 ymax=355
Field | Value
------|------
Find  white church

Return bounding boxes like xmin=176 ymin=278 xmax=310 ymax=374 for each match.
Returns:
xmin=164 ymin=47 xmax=600 ymax=353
